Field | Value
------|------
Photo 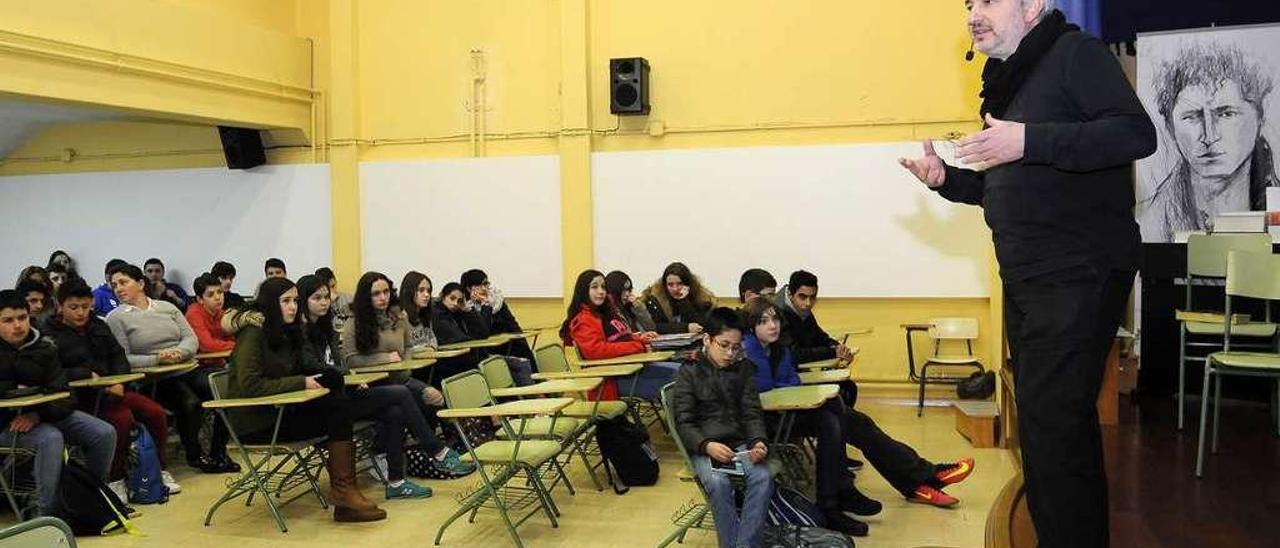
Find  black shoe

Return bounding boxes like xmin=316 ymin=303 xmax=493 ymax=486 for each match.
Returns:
xmin=838 ymin=488 xmax=882 ymax=516
xmin=210 ymin=454 xmax=241 ymax=474
xmin=188 ymin=456 xmax=224 ymax=474
xmin=845 ymin=457 xmax=864 ymax=472
xmin=822 ymin=508 xmax=869 ymax=537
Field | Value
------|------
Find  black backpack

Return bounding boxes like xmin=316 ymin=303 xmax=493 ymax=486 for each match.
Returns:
xmin=594 ymin=415 xmax=659 ymax=492
xmin=957 ymin=370 xmax=996 ymax=400
xmin=54 ymin=459 xmax=134 ymax=536
xmin=761 ymin=524 xmax=856 ymax=548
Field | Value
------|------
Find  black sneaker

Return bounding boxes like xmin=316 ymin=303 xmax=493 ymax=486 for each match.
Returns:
xmin=210 ymin=454 xmax=241 ymax=474
xmin=822 ymin=508 xmax=869 ymax=537
xmin=187 ymin=456 xmax=225 ymax=474
xmin=838 ymin=488 xmax=882 ymax=516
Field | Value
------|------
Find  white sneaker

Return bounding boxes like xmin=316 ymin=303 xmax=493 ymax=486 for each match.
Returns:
xmin=108 ymin=479 xmax=128 ymax=502
xmin=160 ymin=470 xmax=182 ymax=494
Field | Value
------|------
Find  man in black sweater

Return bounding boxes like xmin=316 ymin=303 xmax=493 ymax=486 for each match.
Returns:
xmin=900 ymin=2 xmax=1156 ymax=547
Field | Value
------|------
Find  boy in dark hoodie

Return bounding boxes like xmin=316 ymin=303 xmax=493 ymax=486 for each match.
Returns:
xmin=672 ymin=307 xmax=773 ymax=548
xmin=0 ymin=289 xmax=116 ymax=515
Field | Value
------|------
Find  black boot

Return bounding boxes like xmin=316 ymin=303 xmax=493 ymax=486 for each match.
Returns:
xmin=838 ymin=487 xmax=882 ymax=516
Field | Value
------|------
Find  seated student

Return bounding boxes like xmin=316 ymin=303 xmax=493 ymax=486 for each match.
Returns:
xmin=143 ymin=258 xmax=190 ymax=312
xmin=460 ymin=269 xmax=536 ymax=363
xmin=211 ymin=261 xmax=246 ymax=309
xmin=223 ymin=278 xmax=385 ymax=522
xmin=46 ymin=250 xmax=78 ymax=280
xmin=47 ymin=281 xmax=180 ymax=498
xmin=641 ymin=262 xmax=715 ymax=335
xmin=737 ymin=268 xmax=778 ymax=304
xmin=186 ymin=273 xmax=236 ymax=363
xmin=315 ymin=267 xmax=354 ymax=332
xmin=103 ymin=263 xmax=236 ymax=474
xmin=399 ymin=271 xmax=438 ymax=356
xmin=229 ymin=277 xmax=470 ymax=500
xmin=93 ymin=259 xmax=128 ymax=317
xmin=16 ymin=265 xmax=50 ymax=290
xmin=605 ymin=271 xmax=658 ymax=333
xmin=17 ymin=280 xmax=54 ymax=329
xmin=431 ymin=281 xmax=516 ymax=382
xmin=47 ymin=264 xmax=72 ymax=297
xmin=771 ymin=272 xmax=975 ymax=508
xmin=264 ymin=258 xmax=287 ymax=280
xmin=0 ymin=289 xmax=117 ymax=517
xmin=560 ymin=270 xmax=677 ymax=401
xmin=671 ymin=307 xmax=773 ymax=548
xmin=742 ymin=297 xmax=878 ymax=535
xmin=341 ymin=272 xmax=448 ymax=420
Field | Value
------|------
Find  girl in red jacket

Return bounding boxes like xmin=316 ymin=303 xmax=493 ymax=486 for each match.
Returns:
xmin=559 ymin=269 xmax=679 ymax=401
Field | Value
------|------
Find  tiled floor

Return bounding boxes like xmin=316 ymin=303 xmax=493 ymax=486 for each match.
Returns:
xmin=9 ymin=392 xmax=1015 ymax=548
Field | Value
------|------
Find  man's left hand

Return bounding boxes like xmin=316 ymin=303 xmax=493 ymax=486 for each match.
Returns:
xmin=956 ymin=114 xmax=1025 ymax=169
xmin=748 ymin=441 xmax=768 ymax=464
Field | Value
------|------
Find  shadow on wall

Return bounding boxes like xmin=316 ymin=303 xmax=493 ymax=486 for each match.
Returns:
xmin=893 ymin=194 xmax=990 ymax=284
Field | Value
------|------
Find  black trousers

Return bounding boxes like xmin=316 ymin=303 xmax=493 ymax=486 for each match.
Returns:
xmin=1004 ymin=267 xmax=1133 ymax=548
xmin=156 ymin=367 xmax=230 ymax=461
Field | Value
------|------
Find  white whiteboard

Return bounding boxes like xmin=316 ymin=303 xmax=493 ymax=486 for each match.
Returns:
xmin=592 ymin=142 xmax=991 ymax=297
xmin=359 ymin=156 xmax=563 ymax=297
xmin=0 ymin=165 xmax=332 ymax=295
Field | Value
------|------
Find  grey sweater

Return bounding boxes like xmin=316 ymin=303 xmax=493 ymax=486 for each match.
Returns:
xmin=340 ymin=309 xmax=412 ymax=368
xmin=105 ymin=298 xmax=198 ymax=370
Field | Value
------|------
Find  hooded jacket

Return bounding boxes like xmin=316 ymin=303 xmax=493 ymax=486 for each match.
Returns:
xmin=641 ymin=284 xmax=716 ymax=335
xmin=772 ymin=286 xmax=837 ymax=364
xmin=671 ymin=352 xmax=768 ymax=455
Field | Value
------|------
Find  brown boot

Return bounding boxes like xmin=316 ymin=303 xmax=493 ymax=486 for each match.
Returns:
xmin=325 ymin=440 xmax=386 ymax=522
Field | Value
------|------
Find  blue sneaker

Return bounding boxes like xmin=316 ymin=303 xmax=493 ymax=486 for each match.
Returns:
xmin=432 ymin=448 xmax=477 ymax=477
xmin=385 ymin=480 xmax=433 ymax=500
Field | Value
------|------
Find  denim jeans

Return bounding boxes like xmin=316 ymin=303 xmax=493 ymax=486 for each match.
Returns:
xmin=619 ymin=361 xmax=681 ymax=401
xmin=0 ymin=410 xmax=116 ymax=514
xmin=693 ymin=443 xmax=774 ymax=548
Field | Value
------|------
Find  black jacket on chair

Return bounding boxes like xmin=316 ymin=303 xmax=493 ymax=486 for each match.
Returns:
xmin=671 ymin=352 xmax=768 ymax=455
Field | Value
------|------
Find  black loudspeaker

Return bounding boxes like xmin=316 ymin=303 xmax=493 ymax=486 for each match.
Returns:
xmin=217 ymin=126 xmax=266 ymax=170
xmin=609 ymin=57 xmax=650 ymax=115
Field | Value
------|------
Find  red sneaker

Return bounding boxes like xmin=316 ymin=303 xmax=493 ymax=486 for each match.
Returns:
xmin=908 ymin=485 xmax=960 ymax=508
xmin=934 ymin=457 xmax=974 ymax=487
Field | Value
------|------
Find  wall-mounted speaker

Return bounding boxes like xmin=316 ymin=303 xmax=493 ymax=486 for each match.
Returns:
xmin=609 ymin=57 xmax=651 ymax=115
xmin=217 ymin=126 xmax=266 ymax=170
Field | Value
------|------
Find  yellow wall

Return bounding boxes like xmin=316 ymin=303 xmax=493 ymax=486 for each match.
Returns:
xmin=0 ymin=0 xmax=997 ymax=382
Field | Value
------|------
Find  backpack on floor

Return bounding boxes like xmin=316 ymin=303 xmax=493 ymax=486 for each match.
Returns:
xmin=761 ymin=524 xmax=855 ymax=548
xmin=54 ymin=458 xmax=136 ymax=536
xmin=766 ymin=485 xmax=826 ymax=528
xmin=127 ymin=426 xmax=169 ymax=504
xmin=957 ymin=370 xmax=996 ymax=400
xmin=406 ymin=444 xmax=469 ymax=479
xmin=594 ymin=415 xmax=659 ymax=491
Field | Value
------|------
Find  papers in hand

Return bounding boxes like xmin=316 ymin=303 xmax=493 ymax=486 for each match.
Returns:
xmin=711 ymin=451 xmax=753 ymax=476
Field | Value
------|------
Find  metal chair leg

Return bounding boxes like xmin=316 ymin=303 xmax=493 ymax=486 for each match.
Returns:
xmin=1177 ymin=327 xmax=1188 ymax=431
xmin=1212 ymin=371 xmax=1223 ymax=454
xmin=1195 ymin=367 xmax=1213 ymax=478
xmin=917 ymin=363 xmax=929 ymax=417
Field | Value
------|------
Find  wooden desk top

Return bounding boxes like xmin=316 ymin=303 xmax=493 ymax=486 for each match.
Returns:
xmin=0 ymin=391 xmax=71 ymax=409
xmin=203 ymin=388 xmax=329 ymax=409
xmin=760 ymin=385 xmax=839 ymax=411
xmin=489 ymin=378 xmax=602 ymax=398
xmin=438 ymin=397 xmax=573 ymax=419
xmin=69 ymin=373 xmax=146 ymax=388
xmin=345 ymin=372 xmax=389 ymax=386
xmin=531 ymin=364 xmax=643 ymax=380
xmin=350 ymin=358 xmax=436 ymax=374
xmin=411 ymin=348 xmax=470 ymax=360
xmin=139 ymin=361 xmax=198 ymax=376
xmin=796 ymin=358 xmax=843 ymax=371
xmin=577 ymin=351 xmax=675 ymax=368
xmin=438 ymin=334 xmax=516 ymax=351
xmin=798 ymin=368 xmax=850 ymax=385
xmin=195 ymin=350 xmax=232 ymax=360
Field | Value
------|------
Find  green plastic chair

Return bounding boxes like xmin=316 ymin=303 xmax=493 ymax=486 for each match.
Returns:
xmin=435 ymin=370 xmax=568 ymax=548
xmin=202 ymin=370 xmax=329 ymax=534
xmin=534 ymin=343 xmax=630 ymax=421
xmin=656 ymin=382 xmax=717 ymax=548
xmin=1195 ymin=251 xmax=1280 ymax=478
xmin=479 ymin=356 xmax=581 ymax=494
xmin=1179 ymin=233 xmax=1278 ymax=430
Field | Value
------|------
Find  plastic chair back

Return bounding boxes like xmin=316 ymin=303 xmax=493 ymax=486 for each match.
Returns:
xmin=1188 ymin=233 xmax=1273 ymax=278
xmin=535 ymin=343 xmax=573 ymax=374
xmin=1226 ymin=251 xmax=1280 ymax=301
xmin=928 ymin=317 xmax=979 ymax=340
xmin=441 ymin=370 xmax=495 ymax=410
xmin=479 ymin=356 xmax=515 ymax=391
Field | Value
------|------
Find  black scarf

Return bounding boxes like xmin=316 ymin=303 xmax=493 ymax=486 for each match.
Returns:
xmin=979 ymin=10 xmax=1077 ymax=121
